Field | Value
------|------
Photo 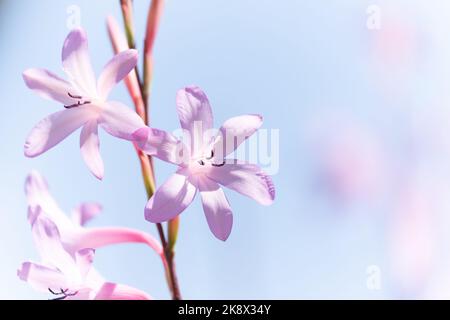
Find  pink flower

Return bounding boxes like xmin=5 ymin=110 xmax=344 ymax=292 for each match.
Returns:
xmin=134 ymin=86 xmax=275 ymax=241
xmin=24 ymin=170 xmax=163 ymax=260
xmin=18 ymin=208 xmax=152 ymax=300
xmin=23 ymin=28 xmax=145 ymax=180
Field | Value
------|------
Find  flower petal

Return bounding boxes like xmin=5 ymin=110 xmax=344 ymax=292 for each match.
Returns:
xmin=198 ymin=177 xmax=233 ymax=241
xmin=213 ymin=114 xmax=263 ymax=158
xmin=73 ymin=227 xmax=163 ymax=257
xmin=176 ymin=86 xmax=213 ymax=156
xmin=71 ymin=202 xmax=102 ymax=226
xmin=17 ymin=262 xmax=68 ymax=293
xmin=207 ymin=161 xmax=275 ymax=206
xmin=80 ymin=120 xmax=104 ymax=180
xmin=31 ymin=212 xmax=80 ymax=283
xmin=24 ymin=107 xmax=94 ymax=157
xmin=23 ymin=68 xmax=78 ymax=105
xmin=61 ymin=28 xmax=97 ymax=97
xmin=97 ymin=49 xmax=138 ymax=100
xmin=25 ymin=171 xmax=75 ymax=235
xmin=133 ymin=127 xmax=189 ymax=165
xmin=99 ymin=101 xmax=145 ymax=140
xmin=145 ymin=170 xmax=197 ymax=223
xmin=94 ymin=282 xmax=152 ymax=300
xmin=75 ymin=248 xmax=95 ymax=281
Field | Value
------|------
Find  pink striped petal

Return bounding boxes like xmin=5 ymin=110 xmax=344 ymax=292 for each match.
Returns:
xmin=145 ymin=170 xmax=197 ymax=223
xmin=61 ymin=28 xmax=97 ymax=97
xmin=73 ymin=227 xmax=164 ymax=257
xmin=198 ymin=177 xmax=233 ymax=241
xmin=17 ymin=262 xmax=68 ymax=293
xmin=133 ymin=127 xmax=189 ymax=165
xmin=23 ymin=68 xmax=77 ymax=105
xmin=99 ymin=101 xmax=145 ymax=140
xmin=176 ymin=86 xmax=213 ymax=156
xmin=97 ymin=49 xmax=138 ymax=100
xmin=213 ymin=114 xmax=263 ymax=158
xmin=207 ymin=161 xmax=275 ymax=206
xmin=24 ymin=107 xmax=94 ymax=157
xmin=80 ymin=120 xmax=104 ymax=180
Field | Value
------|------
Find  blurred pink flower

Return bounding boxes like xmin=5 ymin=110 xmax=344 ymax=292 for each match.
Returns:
xmin=23 ymin=28 xmax=145 ymax=179
xmin=134 ymin=86 xmax=275 ymax=241
xmin=388 ymin=183 xmax=435 ymax=296
xmin=18 ymin=208 xmax=152 ymax=300
xmin=307 ymin=116 xmax=388 ymax=205
xmin=24 ymin=171 xmax=163 ymax=258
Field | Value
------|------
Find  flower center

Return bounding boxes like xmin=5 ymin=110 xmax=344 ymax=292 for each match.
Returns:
xmin=189 ymin=150 xmax=225 ymax=174
xmin=64 ymin=92 xmax=91 ymax=109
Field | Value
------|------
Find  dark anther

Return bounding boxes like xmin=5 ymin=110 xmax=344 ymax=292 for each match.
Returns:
xmin=68 ymin=92 xmax=83 ymax=99
xmin=48 ymin=288 xmax=58 ymax=295
xmin=64 ymin=100 xmax=91 ymax=109
xmin=198 ymin=160 xmax=205 ymax=166
xmin=48 ymin=288 xmax=78 ymax=300
xmin=206 ymin=150 xmax=214 ymax=160
xmin=211 ymin=160 xmax=226 ymax=167
xmin=64 ymin=92 xmax=91 ymax=109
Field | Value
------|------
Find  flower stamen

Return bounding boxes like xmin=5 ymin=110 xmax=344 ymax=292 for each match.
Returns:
xmin=64 ymin=92 xmax=91 ymax=109
xmin=48 ymin=287 xmax=78 ymax=300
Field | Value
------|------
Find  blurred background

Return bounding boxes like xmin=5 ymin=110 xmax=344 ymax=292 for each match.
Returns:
xmin=1 ymin=0 xmax=450 ymax=299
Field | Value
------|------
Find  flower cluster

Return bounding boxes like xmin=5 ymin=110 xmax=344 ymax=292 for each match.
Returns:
xmin=19 ymin=25 xmax=275 ymax=299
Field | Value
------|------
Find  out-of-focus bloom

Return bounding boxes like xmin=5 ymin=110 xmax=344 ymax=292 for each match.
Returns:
xmin=24 ymin=171 xmax=163 ymax=258
xmin=134 ymin=86 xmax=275 ymax=241
xmin=18 ymin=208 xmax=151 ymax=300
xmin=307 ymin=116 xmax=388 ymax=205
xmin=23 ymin=28 xmax=145 ymax=179
xmin=388 ymin=183 xmax=435 ymax=297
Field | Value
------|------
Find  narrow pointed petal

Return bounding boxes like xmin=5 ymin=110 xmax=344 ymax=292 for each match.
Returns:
xmin=145 ymin=170 xmax=197 ymax=223
xmin=24 ymin=107 xmax=94 ymax=157
xmin=213 ymin=114 xmax=263 ymax=158
xmin=198 ymin=178 xmax=233 ymax=241
xmin=80 ymin=120 xmax=104 ymax=180
xmin=71 ymin=202 xmax=102 ymax=226
xmin=94 ymin=282 xmax=152 ymax=300
xmin=25 ymin=171 xmax=75 ymax=234
xmin=61 ymin=28 xmax=97 ymax=97
xmin=97 ymin=49 xmax=138 ymax=100
xmin=31 ymin=213 xmax=80 ymax=282
xmin=75 ymin=248 xmax=95 ymax=280
xmin=207 ymin=161 xmax=275 ymax=206
xmin=176 ymin=86 xmax=213 ymax=155
xmin=17 ymin=262 xmax=68 ymax=292
xmin=133 ymin=127 xmax=189 ymax=165
xmin=99 ymin=101 xmax=145 ymax=140
xmin=73 ymin=227 xmax=164 ymax=257
xmin=23 ymin=68 xmax=78 ymax=105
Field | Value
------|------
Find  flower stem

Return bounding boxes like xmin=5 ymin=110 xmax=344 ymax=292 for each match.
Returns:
xmin=118 ymin=0 xmax=182 ymax=300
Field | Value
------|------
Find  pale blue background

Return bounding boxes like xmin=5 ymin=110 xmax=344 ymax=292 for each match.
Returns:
xmin=2 ymin=0 xmax=450 ymax=299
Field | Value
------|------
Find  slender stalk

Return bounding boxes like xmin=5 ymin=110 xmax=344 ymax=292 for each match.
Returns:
xmin=142 ymin=1 xmax=182 ymax=299
xmin=117 ymin=0 xmax=181 ymax=300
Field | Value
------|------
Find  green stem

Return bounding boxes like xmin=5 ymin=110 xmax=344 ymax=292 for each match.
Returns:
xmin=119 ymin=0 xmax=181 ymax=300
